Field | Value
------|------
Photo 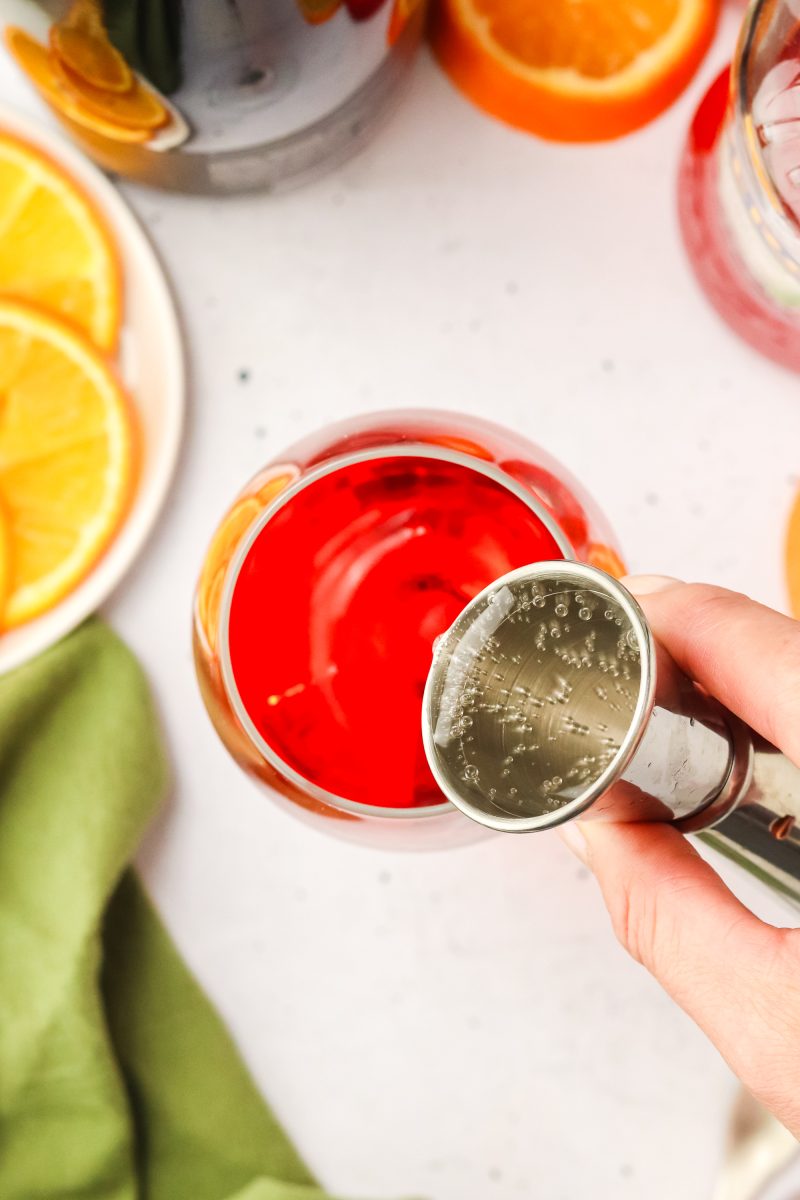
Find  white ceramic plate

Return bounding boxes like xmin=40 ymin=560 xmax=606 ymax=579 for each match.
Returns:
xmin=0 ymin=104 xmax=184 ymax=675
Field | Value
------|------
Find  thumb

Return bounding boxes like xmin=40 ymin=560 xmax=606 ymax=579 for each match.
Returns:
xmin=560 ymin=819 xmax=800 ymax=1133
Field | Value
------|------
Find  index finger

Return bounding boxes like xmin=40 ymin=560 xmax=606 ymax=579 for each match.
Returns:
xmin=623 ymin=578 xmax=800 ymax=766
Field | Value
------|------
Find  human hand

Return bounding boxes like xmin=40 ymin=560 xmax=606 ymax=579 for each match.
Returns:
xmin=558 ymin=577 xmax=800 ymax=1138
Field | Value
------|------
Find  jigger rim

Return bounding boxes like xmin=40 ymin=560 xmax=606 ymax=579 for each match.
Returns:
xmin=421 ymin=561 xmax=658 ymax=832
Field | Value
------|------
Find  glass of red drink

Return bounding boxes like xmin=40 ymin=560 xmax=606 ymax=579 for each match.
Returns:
xmin=193 ymin=411 xmax=622 ymax=847
xmin=679 ymin=0 xmax=800 ymax=370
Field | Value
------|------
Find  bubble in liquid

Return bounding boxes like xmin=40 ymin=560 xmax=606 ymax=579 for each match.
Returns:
xmin=555 ymin=603 xmax=568 ymax=617
xmin=578 ymin=607 xmax=592 ymax=621
xmin=533 ymin=595 xmax=546 ymax=608
xmin=604 ymin=609 xmax=614 ymax=620
xmin=552 ymin=776 xmax=562 ymax=788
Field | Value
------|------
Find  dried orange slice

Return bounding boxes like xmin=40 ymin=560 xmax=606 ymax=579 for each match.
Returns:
xmin=0 ymin=299 xmax=136 ymax=629
xmin=52 ymin=56 xmax=168 ymax=131
xmin=785 ymin=488 xmax=800 ymax=618
xmin=0 ymin=110 xmax=122 ymax=350
xmin=430 ymin=0 xmax=719 ymax=141
xmin=5 ymin=28 xmax=152 ymax=147
xmin=50 ymin=0 xmax=133 ymax=93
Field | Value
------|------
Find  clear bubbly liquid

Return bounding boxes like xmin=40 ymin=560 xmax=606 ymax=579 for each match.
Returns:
xmin=427 ymin=577 xmax=642 ymax=821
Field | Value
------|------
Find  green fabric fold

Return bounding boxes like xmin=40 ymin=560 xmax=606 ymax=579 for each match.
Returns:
xmin=0 ymin=619 xmax=338 ymax=1200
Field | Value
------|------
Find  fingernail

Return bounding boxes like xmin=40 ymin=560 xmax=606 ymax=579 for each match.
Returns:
xmin=621 ymin=574 xmax=684 ymax=595
xmin=557 ymin=821 xmax=591 ymax=867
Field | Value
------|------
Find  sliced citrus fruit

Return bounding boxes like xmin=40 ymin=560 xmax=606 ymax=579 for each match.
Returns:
xmin=0 ymin=500 xmax=11 ymax=628
xmin=785 ymin=487 xmax=800 ymax=618
xmin=50 ymin=0 xmax=133 ymax=93
xmin=586 ymin=542 xmax=627 ymax=579
xmin=52 ymin=56 xmax=169 ymax=131
xmin=0 ymin=299 xmax=136 ymax=629
xmin=430 ymin=0 xmax=719 ymax=141
xmin=296 ymin=0 xmax=343 ymax=24
xmin=0 ymin=86 xmax=123 ymax=350
xmin=196 ymin=468 xmax=298 ymax=655
xmin=388 ymin=0 xmax=425 ymax=44
xmin=5 ymin=28 xmax=152 ymax=149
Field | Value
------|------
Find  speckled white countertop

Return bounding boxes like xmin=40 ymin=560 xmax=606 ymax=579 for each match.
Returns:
xmin=4 ymin=6 xmax=800 ymax=1196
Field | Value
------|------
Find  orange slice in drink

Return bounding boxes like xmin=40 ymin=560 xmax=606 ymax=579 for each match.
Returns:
xmin=5 ymin=28 xmax=153 ymax=148
xmin=0 ymin=109 xmax=122 ymax=349
xmin=785 ymin=488 xmax=800 ymax=618
xmin=388 ymin=0 xmax=425 ymax=45
xmin=430 ymin=0 xmax=720 ymax=141
xmin=296 ymin=0 xmax=343 ymax=24
xmin=586 ymin=542 xmax=627 ymax=580
xmin=50 ymin=0 xmax=133 ymax=93
xmin=196 ymin=469 xmax=299 ymax=655
xmin=0 ymin=299 xmax=136 ymax=629
xmin=52 ymin=56 xmax=168 ymax=131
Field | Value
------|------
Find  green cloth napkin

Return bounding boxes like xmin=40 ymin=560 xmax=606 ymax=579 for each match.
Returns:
xmin=0 ymin=618 xmax=337 ymax=1200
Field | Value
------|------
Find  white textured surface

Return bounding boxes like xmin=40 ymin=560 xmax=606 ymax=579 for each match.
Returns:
xmin=4 ymin=8 xmax=800 ymax=1197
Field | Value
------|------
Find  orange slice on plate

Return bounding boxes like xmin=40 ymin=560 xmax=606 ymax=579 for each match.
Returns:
xmin=50 ymin=0 xmax=133 ymax=93
xmin=0 ymin=500 xmax=11 ymax=629
xmin=0 ymin=104 xmax=122 ymax=351
xmin=430 ymin=0 xmax=720 ymax=141
xmin=0 ymin=299 xmax=136 ymax=629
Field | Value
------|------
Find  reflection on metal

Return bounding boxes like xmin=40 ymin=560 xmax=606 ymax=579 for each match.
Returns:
xmin=423 ymin=562 xmax=800 ymax=907
xmin=713 ymin=1089 xmax=797 ymax=1200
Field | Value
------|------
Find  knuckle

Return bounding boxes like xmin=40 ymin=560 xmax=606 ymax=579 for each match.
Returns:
xmin=680 ymin=583 xmax=748 ymax=633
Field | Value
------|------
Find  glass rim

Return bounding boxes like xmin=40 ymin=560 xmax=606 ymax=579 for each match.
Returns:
xmin=217 ymin=441 xmax=577 ymax=821
xmin=422 ymin=561 xmax=656 ymax=833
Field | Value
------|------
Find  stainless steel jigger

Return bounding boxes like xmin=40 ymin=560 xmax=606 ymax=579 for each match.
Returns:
xmin=422 ymin=561 xmax=800 ymax=907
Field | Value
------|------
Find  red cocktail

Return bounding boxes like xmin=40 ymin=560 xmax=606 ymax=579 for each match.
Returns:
xmin=193 ymin=411 xmax=621 ymax=846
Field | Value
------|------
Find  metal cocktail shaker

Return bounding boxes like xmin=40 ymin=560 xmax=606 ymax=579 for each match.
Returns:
xmin=423 ymin=562 xmax=800 ymax=907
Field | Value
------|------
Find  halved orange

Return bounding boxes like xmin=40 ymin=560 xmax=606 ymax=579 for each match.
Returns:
xmin=785 ymin=487 xmax=800 ymax=618
xmin=0 ymin=299 xmax=136 ymax=628
xmin=430 ymin=0 xmax=720 ymax=141
xmin=50 ymin=0 xmax=133 ymax=93
xmin=0 ymin=104 xmax=123 ymax=350
xmin=52 ymin=55 xmax=168 ymax=131
xmin=5 ymin=28 xmax=152 ymax=148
